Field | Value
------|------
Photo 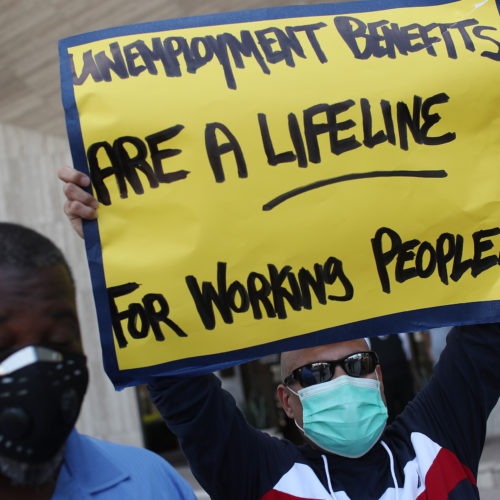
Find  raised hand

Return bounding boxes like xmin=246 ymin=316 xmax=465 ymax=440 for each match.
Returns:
xmin=58 ymin=166 xmax=99 ymax=238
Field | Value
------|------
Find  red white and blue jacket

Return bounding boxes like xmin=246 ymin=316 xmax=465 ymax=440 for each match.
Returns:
xmin=149 ymin=323 xmax=500 ymax=499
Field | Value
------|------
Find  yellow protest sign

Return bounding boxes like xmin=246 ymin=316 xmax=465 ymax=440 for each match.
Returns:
xmin=59 ymin=0 xmax=500 ymax=387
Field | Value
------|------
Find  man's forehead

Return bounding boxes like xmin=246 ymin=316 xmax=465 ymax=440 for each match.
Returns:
xmin=281 ymin=338 xmax=370 ymax=373
xmin=0 ymin=265 xmax=78 ymax=330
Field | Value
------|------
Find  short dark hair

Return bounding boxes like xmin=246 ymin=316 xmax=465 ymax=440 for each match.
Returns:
xmin=0 ymin=222 xmax=73 ymax=280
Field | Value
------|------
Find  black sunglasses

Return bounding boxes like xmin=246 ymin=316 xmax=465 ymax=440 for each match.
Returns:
xmin=284 ymin=351 xmax=379 ymax=387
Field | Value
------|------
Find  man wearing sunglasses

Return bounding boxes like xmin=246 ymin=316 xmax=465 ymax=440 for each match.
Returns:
xmin=149 ymin=324 xmax=499 ymax=500
xmin=58 ymin=166 xmax=500 ymax=499
xmin=278 ymin=342 xmax=387 ymax=460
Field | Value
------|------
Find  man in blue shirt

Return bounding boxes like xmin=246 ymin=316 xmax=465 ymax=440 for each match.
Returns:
xmin=0 ymin=222 xmax=195 ymax=499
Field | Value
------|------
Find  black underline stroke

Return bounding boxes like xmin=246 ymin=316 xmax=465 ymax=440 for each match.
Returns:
xmin=262 ymin=169 xmax=448 ymax=211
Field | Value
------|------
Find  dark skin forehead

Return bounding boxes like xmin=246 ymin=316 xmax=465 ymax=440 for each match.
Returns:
xmin=0 ymin=264 xmax=82 ymax=358
xmin=280 ymin=338 xmax=370 ymax=381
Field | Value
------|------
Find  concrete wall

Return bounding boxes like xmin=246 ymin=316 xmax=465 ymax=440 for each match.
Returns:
xmin=488 ymin=403 xmax=500 ymax=438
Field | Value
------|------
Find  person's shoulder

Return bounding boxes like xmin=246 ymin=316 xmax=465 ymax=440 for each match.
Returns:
xmin=66 ymin=432 xmax=195 ymax=498
xmin=74 ymin=431 xmax=185 ymax=477
xmin=81 ymin=433 xmax=168 ymax=463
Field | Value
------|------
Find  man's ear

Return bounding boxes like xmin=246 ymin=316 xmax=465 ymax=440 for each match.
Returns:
xmin=277 ymin=383 xmax=295 ymax=419
xmin=376 ymin=365 xmax=387 ymax=405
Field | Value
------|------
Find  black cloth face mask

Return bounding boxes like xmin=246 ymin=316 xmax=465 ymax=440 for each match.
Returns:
xmin=0 ymin=346 xmax=88 ymax=463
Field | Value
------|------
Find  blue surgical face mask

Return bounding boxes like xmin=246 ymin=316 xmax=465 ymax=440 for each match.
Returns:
xmin=289 ymin=374 xmax=388 ymax=458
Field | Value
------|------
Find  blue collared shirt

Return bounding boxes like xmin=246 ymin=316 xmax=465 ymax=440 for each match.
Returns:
xmin=53 ymin=429 xmax=196 ymax=499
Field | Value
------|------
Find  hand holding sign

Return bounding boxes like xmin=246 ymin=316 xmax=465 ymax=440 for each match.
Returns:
xmin=59 ymin=166 xmax=98 ymax=238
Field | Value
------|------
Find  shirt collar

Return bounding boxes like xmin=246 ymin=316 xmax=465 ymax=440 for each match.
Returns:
xmin=60 ymin=428 xmax=130 ymax=494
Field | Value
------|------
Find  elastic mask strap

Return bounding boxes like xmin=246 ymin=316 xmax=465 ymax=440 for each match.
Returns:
xmin=293 ymin=419 xmax=304 ymax=435
xmin=285 ymin=386 xmax=306 ymax=437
